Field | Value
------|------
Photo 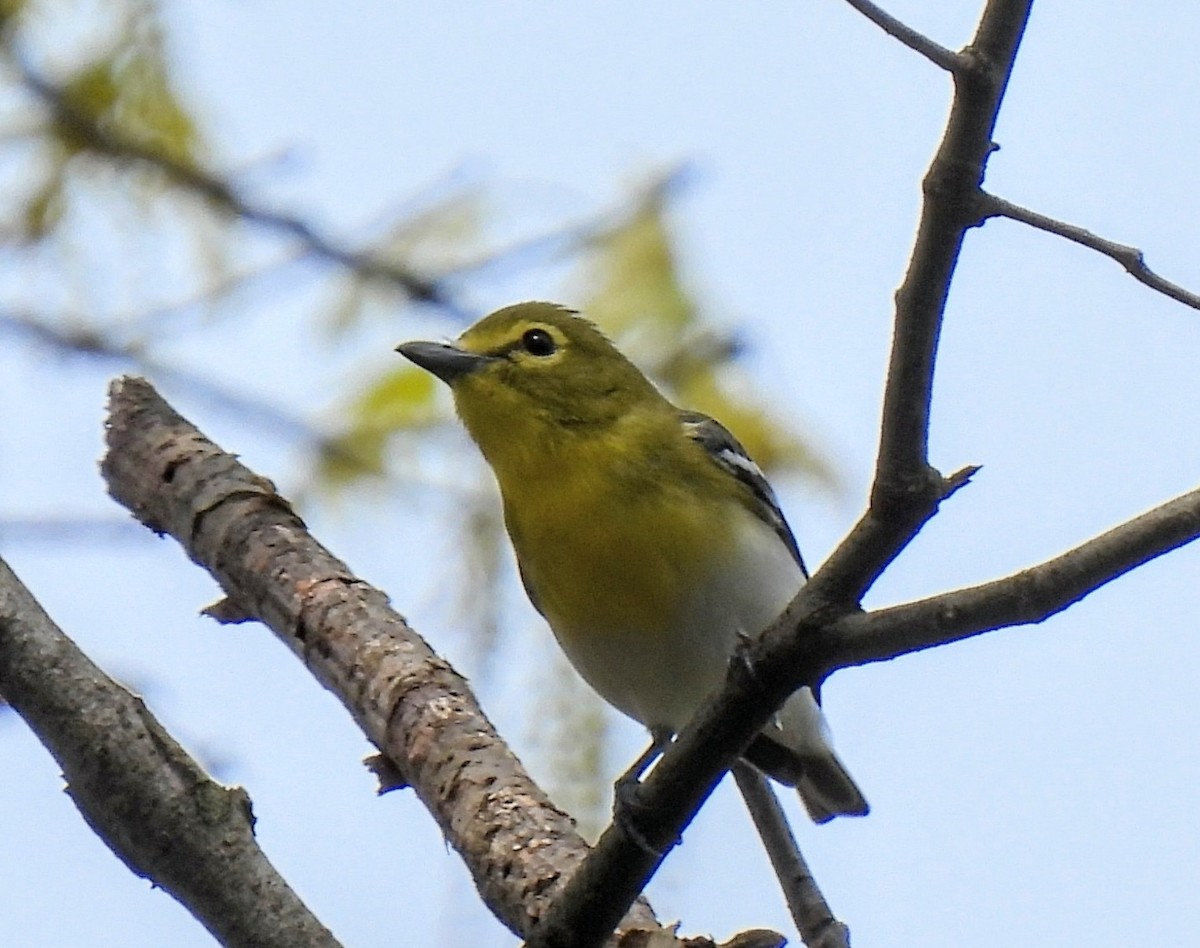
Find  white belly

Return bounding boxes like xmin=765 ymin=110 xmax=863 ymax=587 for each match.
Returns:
xmin=551 ymin=506 xmax=804 ymax=734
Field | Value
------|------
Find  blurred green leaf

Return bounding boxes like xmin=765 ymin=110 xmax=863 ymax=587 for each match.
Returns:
xmin=315 ymin=365 xmax=439 ymax=490
xmin=59 ymin=45 xmax=200 ymax=168
xmin=583 ymin=186 xmax=694 ymax=341
xmin=315 ymin=429 xmax=390 ymax=488
xmin=352 ymin=364 xmax=439 ymax=429
xmin=6 ymin=3 xmax=212 ymax=252
xmin=580 ymin=180 xmax=835 ymax=485
xmin=20 ymin=161 xmax=66 ymax=239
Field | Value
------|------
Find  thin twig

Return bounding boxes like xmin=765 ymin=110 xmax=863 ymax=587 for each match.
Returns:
xmin=442 ymin=164 xmax=695 ymax=283
xmin=842 ymin=0 xmax=962 ymax=71
xmin=0 ymin=518 xmax=150 ymax=544
xmin=5 ymin=306 xmax=420 ymax=489
xmin=812 ymin=0 xmax=1033 ymax=609
xmin=124 ymin=249 xmax=311 ymax=339
xmin=826 ymin=484 xmax=1200 ymax=670
xmin=0 ymin=309 xmax=345 ymax=461
xmin=441 ymin=213 xmax=611 ymax=283
xmin=732 ymin=763 xmax=850 ymax=948
xmin=981 ymin=191 xmax=1200 ymax=311
xmin=17 ymin=64 xmax=474 ymax=321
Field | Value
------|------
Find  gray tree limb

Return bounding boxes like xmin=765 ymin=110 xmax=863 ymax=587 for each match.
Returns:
xmin=0 ymin=556 xmax=341 ymax=948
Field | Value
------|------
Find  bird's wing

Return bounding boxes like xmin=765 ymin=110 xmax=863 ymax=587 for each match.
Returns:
xmin=679 ymin=410 xmax=808 ymax=578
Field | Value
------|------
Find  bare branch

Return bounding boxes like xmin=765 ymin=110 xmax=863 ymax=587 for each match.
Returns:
xmin=0 ymin=557 xmax=341 ymax=947
xmin=828 ymin=485 xmax=1200 ymax=669
xmin=732 ymin=764 xmax=849 ymax=948
xmin=980 ymin=192 xmax=1200 ymax=311
xmin=812 ymin=0 xmax=1032 ymax=607
xmin=842 ymin=0 xmax=962 ymax=71
xmin=0 ymin=308 xmax=370 ymax=476
xmin=531 ymin=477 xmax=1200 ymax=948
xmin=99 ymin=377 xmax=669 ymax=944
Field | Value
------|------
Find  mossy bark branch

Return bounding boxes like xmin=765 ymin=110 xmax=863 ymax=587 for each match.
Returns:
xmin=0 ymin=557 xmax=341 ymax=948
xmin=100 ymin=376 xmax=668 ymax=943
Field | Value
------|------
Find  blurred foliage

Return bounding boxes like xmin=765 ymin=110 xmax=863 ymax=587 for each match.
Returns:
xmin=583 ymin=189 xmax=693 ymax=337
xmin=325 ymin=189 xmax=487 ymax=336
xmin=528 ymin=649 xmax=610 ymax=843
xmin=316 ymin=365 xmax=438 ymax=488
xmin=5 ymin=0 xmax=204 ymax=245
xmin=53 ymin=36 xmax=200 ymax=168
xmin=579 ymin=185 xmax=835 ymax=486
xmin=1 ymin=0 xmax=835 ymax=839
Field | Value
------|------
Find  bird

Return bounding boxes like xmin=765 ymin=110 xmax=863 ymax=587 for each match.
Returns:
xmin=397 ymin=301 xmax=867 ymax=822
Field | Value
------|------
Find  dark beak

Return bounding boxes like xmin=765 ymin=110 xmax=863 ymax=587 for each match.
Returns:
xmin=396 ymin=341 xmax=493 ymax=384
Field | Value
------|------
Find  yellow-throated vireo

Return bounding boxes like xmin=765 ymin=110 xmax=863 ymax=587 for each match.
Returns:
xmin=398 ymin=301 xmax=868 ymax=822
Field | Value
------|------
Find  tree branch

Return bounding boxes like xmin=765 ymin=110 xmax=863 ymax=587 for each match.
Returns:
xmin=525 ymin=7 xmax=1035 ymax=944
xmin=530 ymin=479 xmax=1200 ymax=948
xmin=732 ymin=764 xmax=850 ymax=948
xmin=17 ymin=64 xmax=472 ymax=320
xmin=99 ymin=377 xmax=671 ymax=944
xmin=842 ymin=0 xmax=962 ymax=71
xmin=811 ymin=1 xmax=1034 ymax=609
xmin=826 ymin=485 xmax=1200 ymax=669
xmin=980 ymin=191 xmax=1200 ymax=311
xmin=0 ymin=308 xmax=376 ymax=478
xmin=0 ymin=556 xmax=341 ymax=947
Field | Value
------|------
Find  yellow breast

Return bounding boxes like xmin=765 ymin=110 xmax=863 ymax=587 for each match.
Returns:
xmin=507 ymin=470 xmax=727 ymax=638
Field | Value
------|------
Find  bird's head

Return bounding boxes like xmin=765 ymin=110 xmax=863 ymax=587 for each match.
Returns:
xmin=397 ymin=302 xmax=666 ymax=464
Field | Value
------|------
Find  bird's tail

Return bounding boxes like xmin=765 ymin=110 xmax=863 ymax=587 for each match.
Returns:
xmin=793 ymin=744 xmax=869 ymax=824
xmin=743 ymin=687 xmax=869 ymax=824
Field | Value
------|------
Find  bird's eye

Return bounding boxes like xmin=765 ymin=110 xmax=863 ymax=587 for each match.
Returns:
xmin=521 ymin=328 xmax=557 ymax=357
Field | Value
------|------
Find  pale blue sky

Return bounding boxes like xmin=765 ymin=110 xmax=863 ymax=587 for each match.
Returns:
xmin=3 ymin=3 xmax=1199 ymax=946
